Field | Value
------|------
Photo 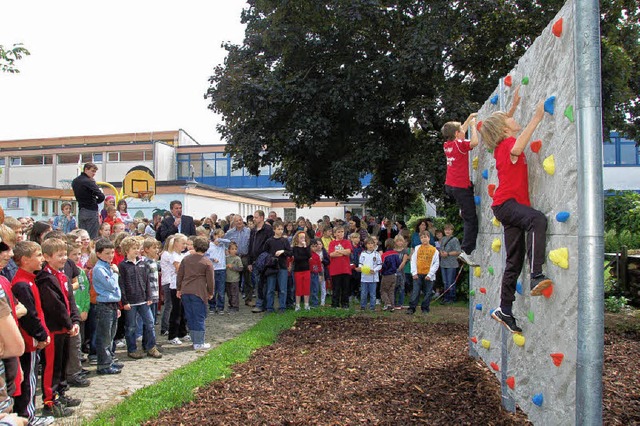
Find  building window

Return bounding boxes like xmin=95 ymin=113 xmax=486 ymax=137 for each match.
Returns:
xmin=108 ymin=152 xmax=120 ymax=162
xmin=31 ymin=199 xmax=38 ymax=214
xmin=58 ymin=154 xmax=81 ymax=164
xmin=0 ymin=158 xmax=4 ymax=166
xmin=178 ymin=161 xmax=190 ymax=178
xmin=41 ymin=200 xmax=49 ymax=215
xmin=52 ymin=201 xmax=59 ymax=215
xmin=121 ymin=151 xmax=144 ymax=162
xmin=203 ymin=159 xmax=215 ymax=177
xmin=144 ymin=150 xmax=153 ymax=161
xmin=10 ymin=157 xmax=21 ymax=166
xmin=93 ymin=153 xmax=103 ymax=163
xmin=44 ymin=155 xmax=53 ymax=165
xmin=230 ymin=159 xmax=243 ymax=177
xmin=284 ymin=208 xmax=296 ymax=222
xmin=604 ymin=132 xmax=639 ymax=166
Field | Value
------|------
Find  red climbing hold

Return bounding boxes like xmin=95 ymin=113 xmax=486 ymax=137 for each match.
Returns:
xmin=506 ymin=376 xmax=515 ymax=390
xmin=470 ymin=336 xmax=478 ymax=344
xmin=552 ymin=18 xmax=563 ymax=37
xmin=541 ymin=284 xmax=554 ymax=298
xmin=488 ymin=184 xmax=496 ymax=198
xmin=477 ymin=121 xmax=483 ymax=132
xmin=550 ymin=353 xmax=564 ymax=367
xmin=504 ymin=75 xmax=512 ymax=87
xmin=479 ymin=287 xmax=487 ymax=294
xmin=490 ymin=362 xmax=500 ymax=371
xmin=530 ymin=140 xmax=542 ymax=153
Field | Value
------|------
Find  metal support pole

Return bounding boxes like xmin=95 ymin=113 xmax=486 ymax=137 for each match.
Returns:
xmin=574 ymin=0 xmax=604 ymax=424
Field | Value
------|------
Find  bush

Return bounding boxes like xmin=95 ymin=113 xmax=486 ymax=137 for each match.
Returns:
xmin=605 ymin=295 xmax=629 ymax=313
xmin=604 ymin=229 xmax=640 ymax=253
xmin=604 ymin=191 xmax=640 ymax=234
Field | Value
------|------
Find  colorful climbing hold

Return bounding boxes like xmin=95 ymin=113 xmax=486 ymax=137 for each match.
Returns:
xmin=527 ymin=310 xmax=535 ymax=323
xmin=506 ymin=376 xmax=516 ymax=390
xmin=472 ymin=157 xmax=479 ymax=170
xmin=544 ymin=96 xmax=556 ymax=115
xmin=530 ymin=140 xmax=542 ymax=153
xmin=477 ymin=121 xmax=483 ymax=132
xmin=550 ymin=353 xmax=565 ymax=367
xmin=474 ymin=196 xmax=481 ymax=205
xmin=479 ymin=287 xmax=487 ymax=294
xmin=489 ymin=308 xmax=496 ymax=317
xmin=490 ymin=94 xmax=499 ymax=105
xmin=492 ymin=217 xmax=501 ymax=227
xmin=488 ymin=266 xmax=494 ymax=275
xmin=549 ymin=247 xmax=569 ymax=269
xmin=475 ymin=303 xmax=483 ymax=311
xmin=543 ymin=155 xmax=556 ymax=175
xmin=532 ymin=393 xmax=544 ymax=407
xmin=564 ymin=104 xmax=575 ymax=122
xmin=470 ymin=336 xmax=478 ymax=344
xmin=491 ymin=238 xmax=501 ymax=252
xmin=516 ymin=281 xmax=523 ymax=295
xmin=504 ymin=75 xmax=512 ymax=87
xmin=469 ymin=289 xmax=476 ymax=297
xmin=521 ymin=76 xmax=529 ymax=85
xmin=552 ymin=17 xmax=563 ymax=37
xmin=491 ymin=362 xmax=500 ymax=371
xmin=541 ymin=284 xmax=554 ymax=299
xmin=488 ymin=184 xmax=496 ymax=198
xmin=482 ymin=169 xmax=489 ymax=180
xmin=474 ymin=267 xmax=482 ymax=277
xmin=556 ymin=211 xmax=570 ymax=222
xmin=481 ymin=339 xmax=491 ymax=349
xmin=513 ymin=334 xmax=526 ymax=347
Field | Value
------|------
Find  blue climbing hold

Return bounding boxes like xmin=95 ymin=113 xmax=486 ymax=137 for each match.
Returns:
xmin=544 ymin=96 xmax=556 ymax=115
xmin=489 ymin=308 xmax=496 ymax=317
xmin=490 ymin=94 xmax=499 ymax=105
xmin=532 ymin=393 xmax=544 ymax=407
xmin=475 ymin=303 xmax=483 ymax=311
xmin=482 ymin=169 xmax=489 ymax=180
xmin=474 ymin=196 xmax=481 ymax=205
xmin=516 ymin=281 xmax=523 ymax=295
xmin=556 ymin=211 xmax=570 ymax=222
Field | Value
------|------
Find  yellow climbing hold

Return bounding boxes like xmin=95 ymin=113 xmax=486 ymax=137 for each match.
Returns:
xmin=481 ymin=339 xmax=491 ymax=349
xmin=472 ymin=156 xmax=479 ymax=170
xmin=474 ymin=267 xmax=482 ymax=277
xmin=513 ymin=334 xmax=526 ymax=347
xmin=549 ymin=247 xmax=569 ymax=269
xmin=543 ymin=155 xmax=556 ymax=175
xmin=491 ymin=238 xmax=502 ymax=252
xmin=492 ymin=217 xmax=501 ymax=227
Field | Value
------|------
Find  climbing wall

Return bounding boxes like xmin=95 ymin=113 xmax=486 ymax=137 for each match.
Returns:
xmin=469 ymin=1 xmax=577 ymax=424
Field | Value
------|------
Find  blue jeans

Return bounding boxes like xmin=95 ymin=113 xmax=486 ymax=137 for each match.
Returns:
xmin=360 ymin=282 xmax=376 ymax=310
xmin=95 ymin=303 xmax=118 ymax=369
xmin=394 ymin=272 xmax=405 ymax=306
xmin=441 ymin=267 xmax=458 ymax=302
xmin=211 ymin=269 xmax=226 ymax=311
xmin=310 ymin=273 xmax=320 ymax=307
xmin=410 ymin=275 xmax=434 ymax=313
xmin=125 ymin=303 xmax=156 ymax=353
xmin=181 ymin=294 xmax=207 ymax=345
xmin=266 ymin=268 xmax=288 ymax=312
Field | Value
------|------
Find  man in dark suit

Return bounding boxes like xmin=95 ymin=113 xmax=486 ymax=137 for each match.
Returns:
xmin=71 ymin=162 xmax=105 ymax=239
xmin=157 ymin=200 xmax=196 ymax=244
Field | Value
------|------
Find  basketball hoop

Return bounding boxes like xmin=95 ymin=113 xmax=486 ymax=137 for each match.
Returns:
xmin=137 ymin=191 xmax=154 ymax=202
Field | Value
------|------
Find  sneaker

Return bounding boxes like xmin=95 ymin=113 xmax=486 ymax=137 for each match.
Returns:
xmin=304 ymin=305 xmax=310 ymax=311
xmin=193 ymin=343 xmax=211 ymax=350
xmin=530 ymin=275 xmax=553 ymax=296
xmin=128 ymin=351 xmax=145 ymax=359
xmin=67 ymin=376 xmax=91 ymax=387
xmin=147 ymin=346 xmax=163 ymax=358
xmin=251 ymin=307 xmax=265 ymax=313
xmin=295 ymin=305 xmax=300 ymax=311
xmin=88 ymin=356 xmax=97 ymax=365
xmin=111 ymin=362 xmax=124 ymax=369
xmin=42 ymin=402 xmax=74 ymax=417
xmin=31 ymin=416 xmax=55 ymax=426
xmin=491 ymin=307 xmax=523 ymax=333
xmin=115 ymin=339 xmax=126 ymax=348
xmin=182 ymin=334 xmax=192 ymax=342
xmin=169 ymin=337 xmax=182 ymax=345
xmin=58 ymin=394 xmax=81 ymax=407
xmin=458 ymin=252 xmax=479 ymax=266
xmin=217 ymin=310 xmax=225 ymax=315
xmin=96 ymin=366 xmax=121 ymax=375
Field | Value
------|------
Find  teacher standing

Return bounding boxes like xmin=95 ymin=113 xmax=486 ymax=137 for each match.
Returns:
xmin=71 ymin=162 xmax=105 ymax=239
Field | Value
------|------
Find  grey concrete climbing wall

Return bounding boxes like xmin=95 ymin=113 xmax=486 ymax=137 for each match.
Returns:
xmin=469 ymin=1 xmax=578 ymax=424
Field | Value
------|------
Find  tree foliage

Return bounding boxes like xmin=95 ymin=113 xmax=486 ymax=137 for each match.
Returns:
xmin=206 ymin=0 xmax=639 ymax=214
xmin=0 ymin=43 xmax=30 ymax=74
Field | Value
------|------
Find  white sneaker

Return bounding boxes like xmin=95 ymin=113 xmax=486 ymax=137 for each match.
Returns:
xmin=304 ymin=305 xmax=310 ymax=311
xmin=169 ymin=337 xmax=182 ymax=345
xmin=295 ymin=305 xmax=300 ymax=311
xmin=458 ymin=252 xmax=479 ymax=266
xmin=115 ymin=339 xmax=126 ymax=348
xmin=193 ymin=343 xmax=211 ymax=350
xmin=182 ymin=334 xmax=192 ymax=342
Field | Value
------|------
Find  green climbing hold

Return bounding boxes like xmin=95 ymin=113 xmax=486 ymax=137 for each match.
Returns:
xmin=521 ymin=76 xmax=529 ymax=85
xmin=527 ymin=311 xmax=535 ymax=323
xmin=564 ymin=105 xmax=575 ymax=123
xmin=469 ymin=290 xmax=476 ymax=297
xmin=488 ymin=266 xmax=494 ymax=275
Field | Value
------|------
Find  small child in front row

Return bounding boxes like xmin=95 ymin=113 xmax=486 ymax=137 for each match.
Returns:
xmin=358 ymin=237 xmax=382 ymax=311
xmin=141 ymin=238 xmax=161 ymax=324
xmin=407 ymin=231 xmax=439 ymax=315
xmin=480 ymin=95 xmax=553 ymax=334
xmin=380 ymin=239 xmax=402 ymax=311
xmin=225 ymin=242 xmax=243 ymax=313
xmin=309 ymin=239 xmax=328 ymax=308
xmin=292 ymin=231 xmax=312 ymax=311
xmin=206 ymin=229 xmax=230 ymax=314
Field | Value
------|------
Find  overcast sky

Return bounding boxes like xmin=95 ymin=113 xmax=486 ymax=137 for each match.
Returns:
xmin=0 ymin=1 xmax=247 ymax=145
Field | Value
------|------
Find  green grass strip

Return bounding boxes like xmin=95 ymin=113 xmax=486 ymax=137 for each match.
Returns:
xmin=86 ymin=308 xmax=353 ymax=426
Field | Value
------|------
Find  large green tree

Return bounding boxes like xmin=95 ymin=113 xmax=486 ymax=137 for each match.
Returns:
xmin=206 ymin=0 xmax=639 ymax=214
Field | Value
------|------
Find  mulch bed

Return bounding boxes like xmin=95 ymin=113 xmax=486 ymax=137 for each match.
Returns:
xmin=146 ymin=315 xmax=639 ymax=425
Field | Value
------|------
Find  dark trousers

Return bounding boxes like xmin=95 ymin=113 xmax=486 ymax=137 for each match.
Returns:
xmin=78 ymin=208 xmax=100 ymax=240
xmin=14 ymin=351 xmax=39 ymax=422
xmin=42 ymin=333 xmax=69 ymax=405
xmin=493 ymin=199 xmax=548 ymax=309
xmin=445 ymin=184 xmax=478 ymax=254
xmin=168 ymin=289 xmax=188 ymax=340
xmin=331 ymin=274 xmax=351 ymax=308
xmin=240 ymin=255 xmax=252 ymax=301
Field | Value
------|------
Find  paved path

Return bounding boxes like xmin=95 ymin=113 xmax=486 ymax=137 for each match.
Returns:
xmin=53 ymin=303 xmax=262 ymax=424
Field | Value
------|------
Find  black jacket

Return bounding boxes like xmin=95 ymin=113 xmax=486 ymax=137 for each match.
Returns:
xmin=264 ymin=237 xmax=292 ymax=270
xmin=157 ymin=215 xmax=196 ymax=243
xmin=71 ymin=172 xmax=105 ymax=211
xmin=118 ymin=259 xmax=151 ymax=306
xmin=35 ymin=267 xmax=80 ymax=333
xmin=248 ymin=223 xmax=274 ymax=265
